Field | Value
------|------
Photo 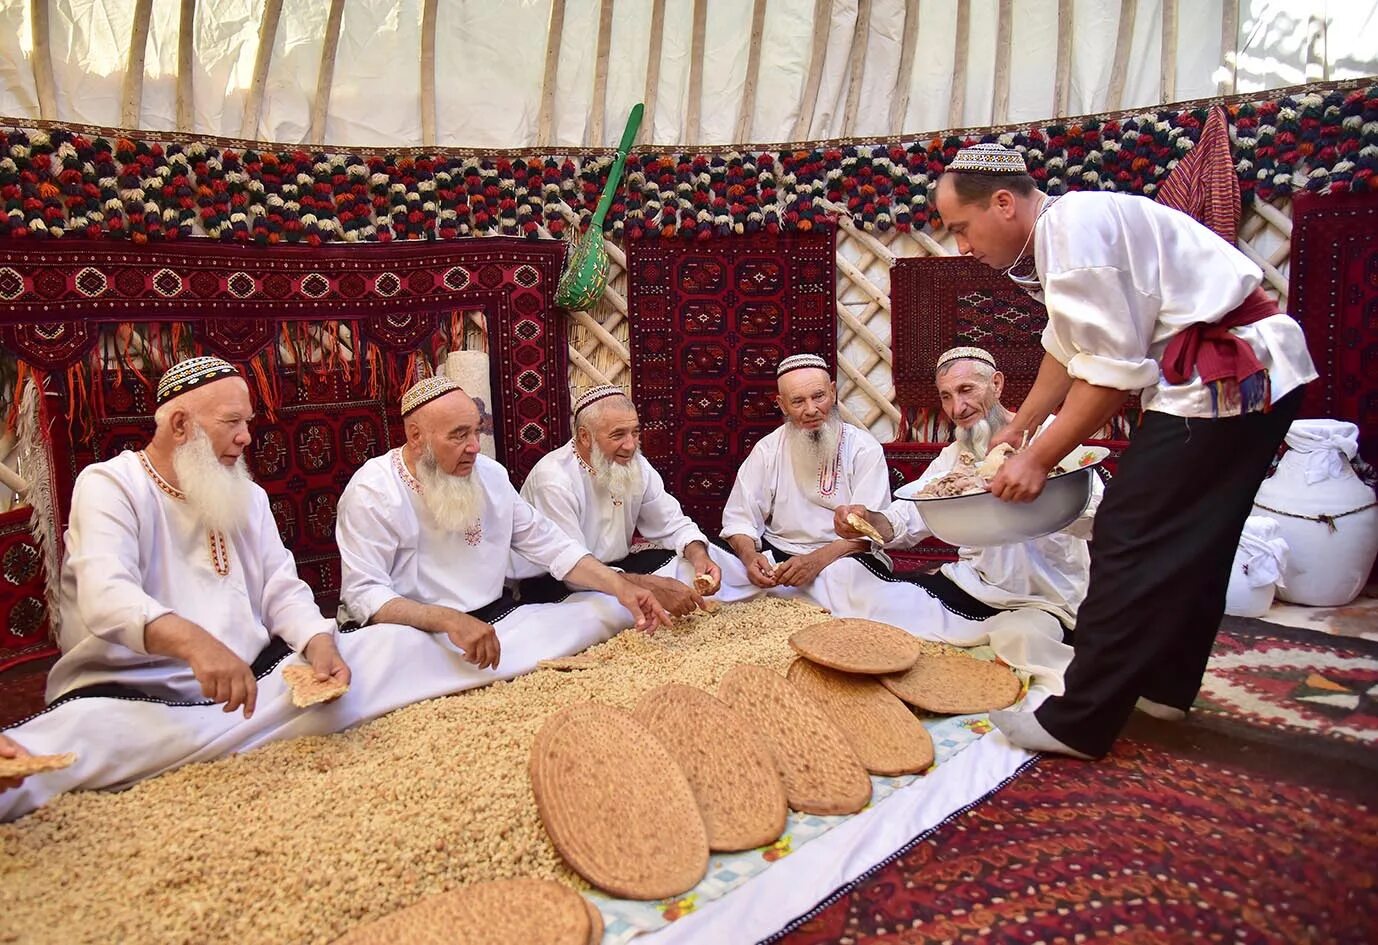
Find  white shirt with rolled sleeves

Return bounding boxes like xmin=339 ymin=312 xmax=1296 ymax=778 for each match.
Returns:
xmin=719 ymin=422 xmax=892 ymax=554
xmin=1030 ymin=191 xmax=1317 ymax=417
xmin=45 ymin=450 xmax=334 ymax=703
xmin=881 ymin=422 xmax=1104 ymax=627
xmin=509 ymin=441 xmax=707 ymax=579
xmin=336 ymin=449 xmax=589 ymax=624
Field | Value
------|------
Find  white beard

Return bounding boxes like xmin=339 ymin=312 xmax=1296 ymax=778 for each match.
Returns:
xmin=173 ymin=424 xmax=255 ymax=534
xmin=954 ymin=404 xmax=1014 ymax=460
xmin=590 ymin=442 xmax=644 ymax=501
xmin=783 ymin=410 xmax=843 ymax=498
xmin=415 ymin=446 xmax=484 ymax=533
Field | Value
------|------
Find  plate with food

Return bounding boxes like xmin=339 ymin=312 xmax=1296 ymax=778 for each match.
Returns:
xmin=892 ymin=444 xmax=1109 ymax=547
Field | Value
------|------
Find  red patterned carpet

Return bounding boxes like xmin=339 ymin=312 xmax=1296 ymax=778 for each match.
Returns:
xmin=772 ymin=740 xmax=1378 ymax=945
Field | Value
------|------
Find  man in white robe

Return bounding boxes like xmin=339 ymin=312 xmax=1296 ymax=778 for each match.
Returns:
xmin=720 ymin=353 xmax=1004 ymax=641
xmin=1 ymin=356 xmax=356 ymax=819
xmin=335 ymin=375 xmax=671 ymax=679
xmin=835 ymin=346 xmax=1103 ymax=685
xmin=510 ymin=385 xmax=756 ymax=618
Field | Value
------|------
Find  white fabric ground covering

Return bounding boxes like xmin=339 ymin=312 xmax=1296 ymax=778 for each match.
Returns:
xmin=642 ymin=718 xmax=1039 ymax=945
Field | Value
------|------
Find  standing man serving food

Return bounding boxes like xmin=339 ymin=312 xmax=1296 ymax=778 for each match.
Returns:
xmin=931 ymin=143 xmax=1316 ymax=758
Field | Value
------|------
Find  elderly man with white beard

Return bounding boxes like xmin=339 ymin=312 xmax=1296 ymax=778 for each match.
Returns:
xmin=335 ymin=375 xmax=672 ymax=678
xmin=510 ymin=385 xmax=757 ymax=616
xmin=1 ymin=356 xmax=356 ymax=819
xmin=833 ymin=347 xmax=1102 ymax=686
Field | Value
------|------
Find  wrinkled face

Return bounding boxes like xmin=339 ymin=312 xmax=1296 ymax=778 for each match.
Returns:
xmin=583 ymin=404 xmax=640 ymax=465
xmin=776 ymin=368 xmax=836 ymax=431
xmin=934 ymin=175 xmax=1030 ymax=270
xmin=936 ymin=360 xmax=1004 ymax=429
xmin=184 ymin=378 xmax=254 ymax=467
xmin=411 ymin=391 xmax=482 ymax=477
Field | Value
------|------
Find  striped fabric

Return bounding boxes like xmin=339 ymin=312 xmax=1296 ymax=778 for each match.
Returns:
xmin=1154 ymin=105 xmax=1241 ymax=242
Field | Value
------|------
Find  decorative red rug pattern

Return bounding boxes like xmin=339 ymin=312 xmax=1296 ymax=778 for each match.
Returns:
xmin=1195 ymin=616 xmax=1378 ymax=769
xmin=771 ymin=741 xmax=1378 ymax=945
xmin=0 ymin=508 xmax=53 ymax=670
xmin=1288 ymin=190 xmax=1378 ymax=468
xmin=0 ymin=237 xmax=569 ymax=638
xmin=627 ymin=227 xmax=837 ymax=533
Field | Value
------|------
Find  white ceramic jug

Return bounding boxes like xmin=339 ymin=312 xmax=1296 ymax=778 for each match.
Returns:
xmin=1253 ymin=420 xmax=1378 ymax=607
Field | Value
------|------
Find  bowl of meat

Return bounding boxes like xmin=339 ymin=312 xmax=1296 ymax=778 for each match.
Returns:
xmin=892 ymin=445 xmax=1110 ymax=547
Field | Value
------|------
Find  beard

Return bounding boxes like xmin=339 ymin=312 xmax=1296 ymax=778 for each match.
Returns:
xmin=589 ymin=442 xmax=644 ymax=501
xmin=954 ymin=403 xmax=1014 ymax=459
xmin=783 ymin=408 xmax=843 ymax=498
xmin=172 ymin=423 xmax=255 ymax=534
xmin=415 ymin=444 xmax=484 ymax=533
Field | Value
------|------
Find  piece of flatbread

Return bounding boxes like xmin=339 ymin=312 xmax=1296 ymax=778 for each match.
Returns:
xmin=537 ymin=653 xmax=606 ymax=672
xmin=0 ymin=752 xmax=76 ymax=779
xmin=692 ymin=573 xmax=719 ymax=596
xmin=282 ymin=664 xmax=350 ymax=708
xmin=846 ymin=512 xmax=886 ymax=544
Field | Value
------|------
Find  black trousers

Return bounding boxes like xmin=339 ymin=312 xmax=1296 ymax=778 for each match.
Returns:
xmin=1036 ymin=388 xmax=1302 ymax=756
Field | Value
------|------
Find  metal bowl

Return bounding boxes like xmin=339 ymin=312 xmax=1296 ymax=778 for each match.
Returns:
xmin=893 ymin=446 xmax=1109 ymax=548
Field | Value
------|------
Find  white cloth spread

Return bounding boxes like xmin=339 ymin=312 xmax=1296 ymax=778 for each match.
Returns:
xmin=1028 ymin=191 xmax=1317 ymax=417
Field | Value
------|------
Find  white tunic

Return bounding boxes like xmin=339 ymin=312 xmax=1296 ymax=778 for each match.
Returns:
xmin=45 ymin=450 xmax=335 ymax=702
xmin=881 ymin=434 xmax=1103 ymax=627
xmin=1030 ymin=191 xmax=1317 ymax=417
xmin=511 ymin=442 xmax=707 ymax=578
xmin=720 ymin=423 xmax=892 ymax=554
xmin=336 ymin=449 xmax=589 ymax=623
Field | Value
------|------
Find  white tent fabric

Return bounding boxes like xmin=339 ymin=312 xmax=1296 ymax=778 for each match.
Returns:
xmin=0 ymin=0 xmax=1374 ymax=148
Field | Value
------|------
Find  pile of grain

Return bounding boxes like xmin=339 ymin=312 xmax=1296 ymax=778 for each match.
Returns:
xmin=0 ymin=597 xmax=828 ymax=945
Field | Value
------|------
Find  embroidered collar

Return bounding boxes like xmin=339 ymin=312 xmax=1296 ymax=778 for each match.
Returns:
xmin=138 ymin=450 xmax=186 ymax=501
xmin=572 ymin=441 xmax=598 ymax=479
xmin=393 ymin=448 xmax=423 ymax=495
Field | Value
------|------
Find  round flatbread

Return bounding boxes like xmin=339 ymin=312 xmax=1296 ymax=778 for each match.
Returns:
xmin=332 ymin=877 xmax=591 ymax=945
xmin=633 ymin=683 xmax=788 ymax=851
xmin=530 ymin=702 xmax=709 ymax=900
xmin=785 ymin=659 xmax=934 ymax=776
xmin=788 ymin=619 xmax=924 ymax=675
xmin=717 ymin=664 xmax=871 ymax=816
xmin=881 ymin=652 xmax=1023 ymax=715
xmin=0 ymin=751 xmax=76 ymax=779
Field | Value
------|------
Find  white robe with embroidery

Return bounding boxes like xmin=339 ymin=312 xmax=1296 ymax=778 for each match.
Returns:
xmin=0 ymin=450 xmax=626 ymax=822
xmin=510 ymin=442 xmax=756 ymax=610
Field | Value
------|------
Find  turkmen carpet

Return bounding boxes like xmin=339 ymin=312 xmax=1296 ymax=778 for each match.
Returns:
xmin=771 ymin=740 xmax=1378 ymax=945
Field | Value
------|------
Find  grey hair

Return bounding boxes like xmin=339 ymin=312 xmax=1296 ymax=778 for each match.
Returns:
xmin=936 ymin=357 xmax=997 ymax=382
xmin=574 ymin=393 xmax=636 ymax=435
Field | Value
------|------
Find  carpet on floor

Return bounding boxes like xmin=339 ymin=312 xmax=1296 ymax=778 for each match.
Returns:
xmin=769 ymin=738 xmax=1378 ymax=945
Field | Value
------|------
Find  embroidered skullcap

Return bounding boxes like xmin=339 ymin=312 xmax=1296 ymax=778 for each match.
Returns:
xmin=573 ymin=384 xmax=629 ymax=419
xmin=155 ymin=355 xmax=242 ymax=406
xmin=948 ymin=143 xmax=1028 ymax=175
xmin=776 ymin=353 xmax=830 ymax=378
xmin=401 ymin=374 xmax=464 ymax=417
xmin=936 ymin=346 xmax=998 ymax=372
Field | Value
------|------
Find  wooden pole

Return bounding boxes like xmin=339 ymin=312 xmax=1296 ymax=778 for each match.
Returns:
xmin=307 ymin=0 xmax=345 ymax=145
xmin=1107 ymin=0 xmax=1138 ymax=111
xmin=792 ymin=0 xmax=834 ymax=141
xmin=536 ymin=0 xmax=567 ymax=147
xmin=587 ymin=0 xmax=615 ymax=146
xmin=175 ymin=0 xmax=197 ymax=131
xmin=991 ymin=0 xmax=1013 ymax=123
xmin=121 ymin=0 xmax=154 ymax=128
xmin=642 ymin=0 xmax=666 ymax=143
xmin=421 ymin=0 xmax=438 ymax=147
xmin=1053 ymin=0 xmax=1073 ymax=116
xmin=30 ymin=0 xmax=57 ymax=120
xmin=1217 ymin=0 xmax=1238 ymax=96
xmin=686 ymin=0 xmax=708 ymax=143
xmin=1160 ymin=0 xmax=1178 ymax=103
xmin=239 ymin=0 xmax=283 ymax=140
xmin=840 ymin=0 xmax=872 ymax=136
xmin=948 ymin=0 xmax=970 ymax=129
xmin=735 ymin=0 xmax=769 ymax=143
xmin=888 ymin=0 xmax=920 ymax=133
